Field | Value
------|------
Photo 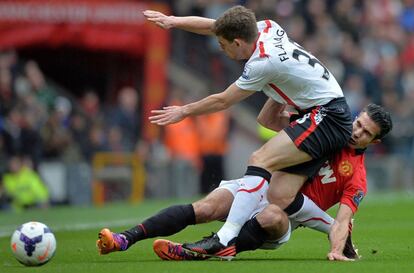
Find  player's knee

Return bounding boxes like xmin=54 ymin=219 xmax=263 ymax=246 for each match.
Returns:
xmin=248 ymin=150 xmax=264 ymax=166
xmin=256 ymin=204 xmax=286 ymax=230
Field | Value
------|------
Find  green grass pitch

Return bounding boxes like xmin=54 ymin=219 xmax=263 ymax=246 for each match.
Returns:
xmin=1 ymin=192 xmax=413 ymax=273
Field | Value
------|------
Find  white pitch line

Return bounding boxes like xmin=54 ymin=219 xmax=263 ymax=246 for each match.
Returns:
xmin=0 ymin=218 xmax=141 ymax=238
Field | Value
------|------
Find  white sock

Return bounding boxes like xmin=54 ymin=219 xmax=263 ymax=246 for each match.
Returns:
xmin=289 ymin=194 xmax=333 ymax=234
xmin=217 ymin=175 xmax=269 ymax=245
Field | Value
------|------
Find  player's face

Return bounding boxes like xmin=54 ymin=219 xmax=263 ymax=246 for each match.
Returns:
xmin=349 ymin=112 xmax=381 ymax=149
xmin=217 ymin=36 xmax=243 ymax=60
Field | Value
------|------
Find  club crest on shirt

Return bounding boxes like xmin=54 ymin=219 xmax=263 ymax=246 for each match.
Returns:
xmin=353 ymin=190 xmax=364 ymax=206
xmin=338 ymin=160 xmax=353 ymax=177
xmin=242 ymin=65 xmax=251 ymax=79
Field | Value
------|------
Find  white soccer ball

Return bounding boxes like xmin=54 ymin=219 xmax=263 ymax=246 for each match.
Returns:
xmin=10 ymin=221 xmax=56 ymax=266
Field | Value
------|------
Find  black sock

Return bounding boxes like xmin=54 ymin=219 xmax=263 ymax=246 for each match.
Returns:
xmin=284 ymin=192 xmax=304 ymax=216
xmin=235 ymin=217 xmax=269 ymax=253
xmin=245 ymin=166 xmax=272 ymax=182
xmin=121 ymin=204 xmax=195 ymax=248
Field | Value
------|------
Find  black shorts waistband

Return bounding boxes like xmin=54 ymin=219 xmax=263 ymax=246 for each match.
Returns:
xmin=323 ymin=96 xmax=347 ymax=107
xmin=296 ymin=97 xmax=346 ymax=114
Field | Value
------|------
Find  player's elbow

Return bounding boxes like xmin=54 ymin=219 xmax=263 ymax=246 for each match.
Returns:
xmin=257 ymin=111 xmax=287 ymax=132
xmin=257 ymin=115 xmax=269 ymax=128
xmin=257 ymin=118 xmax=282 ymax=132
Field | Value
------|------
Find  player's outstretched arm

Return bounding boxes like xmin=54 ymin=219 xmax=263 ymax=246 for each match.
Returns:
xmin=143 ymin=10 xmax=215 ymax=35
xmin=327 ymin=204 xmax=355 ymax=261
xmin=149 ymin=83 xmax=254 ymax=126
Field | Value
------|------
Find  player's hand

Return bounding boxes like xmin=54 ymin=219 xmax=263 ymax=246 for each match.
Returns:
xmin=327 ymin=252 xmax=355 ymax=262
xmin=149 ymin=106 xmax=186 ymax=125
xmin=143 ymin=10 xmax=175 ymax=29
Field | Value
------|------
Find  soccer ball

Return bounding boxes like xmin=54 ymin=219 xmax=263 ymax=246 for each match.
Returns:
xmin=10 ymin=221 xmax=56 ymax=266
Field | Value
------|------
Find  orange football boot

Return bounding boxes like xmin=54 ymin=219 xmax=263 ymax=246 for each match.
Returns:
xmin=153 ymin=239 xmax=208 ymax=261
xmin=97 ymin=228 xmax=128 ymax=255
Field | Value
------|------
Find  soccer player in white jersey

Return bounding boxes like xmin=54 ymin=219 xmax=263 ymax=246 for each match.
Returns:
xmin=152 ymin=104 xmax=392 ymax=261
xmin=97 ymin=104 xmax=392 ymax=261
xmin=144 ymin=6 xmax=353 ymax=256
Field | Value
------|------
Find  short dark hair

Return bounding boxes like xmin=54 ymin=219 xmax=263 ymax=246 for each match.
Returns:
xmin=362 ymin=103 xmax=393 ymax=140
xmin=213 ymin=6 xmax=258 ymax=43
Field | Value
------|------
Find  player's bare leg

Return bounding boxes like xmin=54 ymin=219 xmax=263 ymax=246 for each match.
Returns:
xmin=183 ymin=131 xmax=311 ymax=257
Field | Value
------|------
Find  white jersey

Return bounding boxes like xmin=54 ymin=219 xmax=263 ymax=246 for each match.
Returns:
xmin=236 ymin=20 xmax=343 ymax=110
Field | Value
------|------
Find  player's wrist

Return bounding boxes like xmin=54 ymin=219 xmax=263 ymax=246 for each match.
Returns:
xmin=168 ymin=16 xmax=177 ymax=28
xmin=171 ymin=16 xmax=189 ymax=29
xmin=181 ymin=105 xmax=191 ymax=117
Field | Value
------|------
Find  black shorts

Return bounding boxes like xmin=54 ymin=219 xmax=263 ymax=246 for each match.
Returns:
xmin=281 ymin=97 xmax=352 ymax=178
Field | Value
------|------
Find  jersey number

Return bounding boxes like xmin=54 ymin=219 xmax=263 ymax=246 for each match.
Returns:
xmin=289 ymin=39 xmax=330 ymax=80
xmin=318 ymin=162 xmax=337 ymax=184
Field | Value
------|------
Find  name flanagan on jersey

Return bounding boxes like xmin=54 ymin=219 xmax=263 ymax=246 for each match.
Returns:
xmin=272 ymin=29 xmax=289 ymax=62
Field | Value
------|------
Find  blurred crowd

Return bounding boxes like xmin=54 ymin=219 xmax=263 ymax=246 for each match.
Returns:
xmin=0 ymin=50 xmax=148 ymax=209
xmin=1 ymin=0 xmax=414 ymax=209
xmin=0 ymin=49 xmax=229 ymax=209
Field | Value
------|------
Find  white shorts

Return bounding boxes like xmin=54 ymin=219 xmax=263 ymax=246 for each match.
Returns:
xmin=215 ymin=179 xmax=297 ymax=250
